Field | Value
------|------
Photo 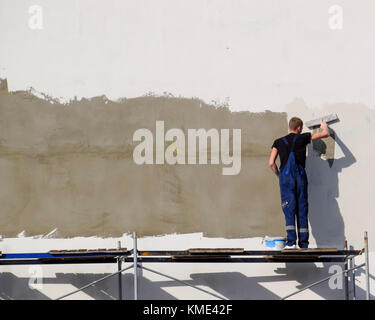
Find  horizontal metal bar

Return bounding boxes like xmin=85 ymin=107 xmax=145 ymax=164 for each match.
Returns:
xmin=126 ymin=257 xmax=348 ymax=263
xmin=138 ymin=250 xmax=362 ymax=257
xmin=0 ymin=256 xmax=350 ymax=265
xmin=0 ymin=257 xmax=121 ymax=265
xmin=1 ymin=252 xmax=130 ymax=259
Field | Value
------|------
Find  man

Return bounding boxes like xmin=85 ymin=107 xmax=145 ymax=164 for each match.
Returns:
xmin=269 ymin=117 xmax=330 ymax=249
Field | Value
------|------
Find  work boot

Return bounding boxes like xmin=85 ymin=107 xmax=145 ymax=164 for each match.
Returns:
xmin=283 ymin=244 xmax=296 ymax=249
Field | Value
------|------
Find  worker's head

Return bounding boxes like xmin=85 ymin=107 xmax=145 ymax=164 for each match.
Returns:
xmin=289 ymin=117 xmax=303 ymax=133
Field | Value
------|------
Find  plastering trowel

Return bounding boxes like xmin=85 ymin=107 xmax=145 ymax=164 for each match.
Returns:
xmin=305 ymin=114 xmax=339 ymax=129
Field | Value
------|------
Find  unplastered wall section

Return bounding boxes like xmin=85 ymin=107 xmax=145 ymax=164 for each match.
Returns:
xmin=0 ymin=85 xmax=286 ymax=238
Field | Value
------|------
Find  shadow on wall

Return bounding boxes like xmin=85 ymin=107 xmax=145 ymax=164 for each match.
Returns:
xmin=306 ymin=129 xmax=356 ymax=249
xmin=272 ymin=262 xmax=374 ymax=300
xmin=0 ymin=272 xmax=176 ymax=300
xmin=0 ymin=264 xmax=373 ymax=300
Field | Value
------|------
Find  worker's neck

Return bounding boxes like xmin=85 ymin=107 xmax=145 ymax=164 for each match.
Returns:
xmin=289 ymin=130 xmax=300 ymax=134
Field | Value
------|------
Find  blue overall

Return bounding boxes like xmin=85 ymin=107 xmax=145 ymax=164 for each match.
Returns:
xmin=279 ymin=135 xmax=309 ymax=248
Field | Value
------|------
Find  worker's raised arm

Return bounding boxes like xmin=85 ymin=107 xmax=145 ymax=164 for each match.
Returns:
xmin=269 ymin=147 xmax=279 ymax=177
xmin=311 ymin=120 xmax=330 ymax=141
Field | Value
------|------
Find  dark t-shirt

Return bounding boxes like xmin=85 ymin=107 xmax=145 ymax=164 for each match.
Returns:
xmin=271 ymin=133 xmax=311 ymax=170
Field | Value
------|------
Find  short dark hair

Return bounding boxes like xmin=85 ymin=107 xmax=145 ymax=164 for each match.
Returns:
xmin=289 ymin=117 xmax=303 ymax=130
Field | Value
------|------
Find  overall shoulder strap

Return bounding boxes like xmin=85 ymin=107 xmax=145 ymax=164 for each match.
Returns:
xmin=282 ymin=135 xmax=298 ymax=147
xmin=290 ymin=134 xmax=298 ymax=152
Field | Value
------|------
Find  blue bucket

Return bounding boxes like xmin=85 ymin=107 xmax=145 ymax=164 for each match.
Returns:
xmin=263 ymin=237 xmax=286 ymax=250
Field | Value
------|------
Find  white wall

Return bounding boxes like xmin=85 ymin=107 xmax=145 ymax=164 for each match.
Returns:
xmin=1 ymin=0 xmax=374 ymax=111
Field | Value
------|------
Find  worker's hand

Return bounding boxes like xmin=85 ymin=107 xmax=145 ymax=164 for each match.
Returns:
xmin=320 ymin=120 xmax=328 ymax=131
xmin=312 ymin=120 xmax=330 ymax=140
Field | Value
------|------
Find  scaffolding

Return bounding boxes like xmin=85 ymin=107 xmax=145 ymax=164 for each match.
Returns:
xmin=0 ymin=231 xmax=370 ymax=300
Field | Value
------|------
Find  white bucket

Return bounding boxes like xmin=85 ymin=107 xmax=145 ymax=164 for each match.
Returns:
xmin=263 ymin=236 xmax=286 ymax=250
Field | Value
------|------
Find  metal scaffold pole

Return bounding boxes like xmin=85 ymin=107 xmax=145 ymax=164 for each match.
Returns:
xmin=364 ymin=231 xmax=370 ymax=300
xmin=344 ymin=240 xmax=349 ymax=300
xmin=349 ymin=245 xmax=356 ymax=300
xmin=117 ymin=241 xmax=123 ymax=300
xmin=133 ymin=232 xmax=138 ymax=300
